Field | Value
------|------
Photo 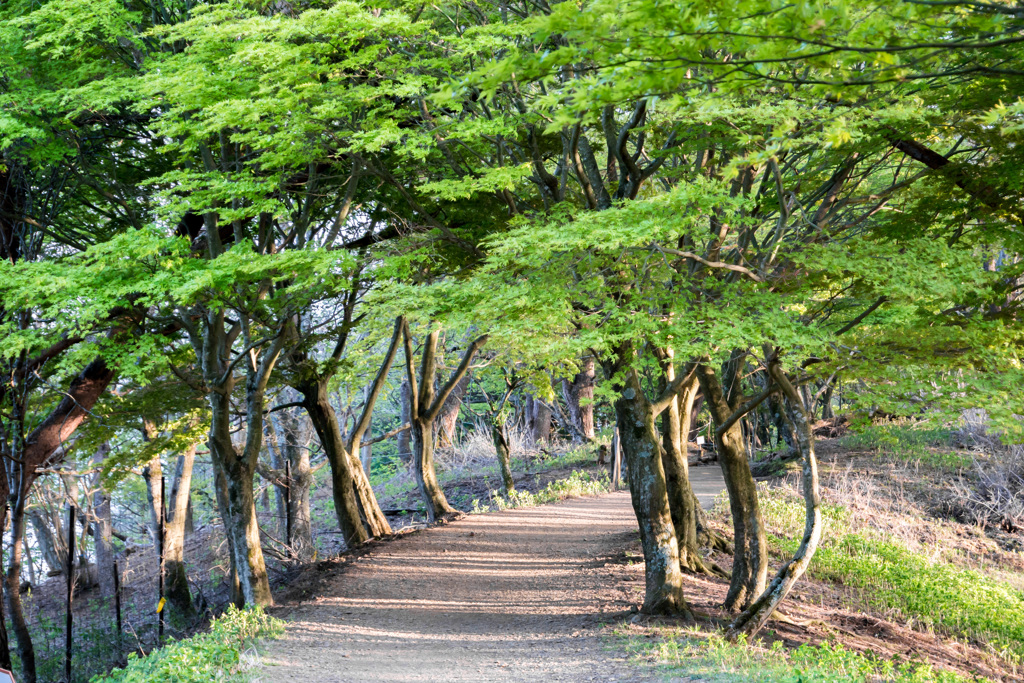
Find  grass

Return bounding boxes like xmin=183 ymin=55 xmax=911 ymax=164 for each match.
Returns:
xmin=90 ymin=606 xmax=284 ymax=683
xmin=619 ymin=629 xmax=983 ymax=682
xmin=752 ymin=484 xmax=1024 ymax=666
xmin=837 ymin=423 xmax=971 ymax=470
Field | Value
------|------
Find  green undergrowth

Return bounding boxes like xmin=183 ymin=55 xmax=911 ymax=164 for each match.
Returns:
xmin=754 ymin=485 xmax=1024 ymax=666
xmin=474 ymin=469 xmax=612 ymax=512
xmin=90 ymin=606 xmax=283 ymax=683
xmin=621 ymin=629 xmax=982 ymax=682
xmin=837 ymin=424 xmax=970 ymax=470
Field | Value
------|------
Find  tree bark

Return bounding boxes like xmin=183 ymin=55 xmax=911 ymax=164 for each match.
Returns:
xmin=295 ymin=319 xmax=401 ymax=547
xmin=142 ymin=455 xmax=163 ymax=550
xmin=697 ymin=362 xmax=768 ymax=611
xmin=561 ymin=356 xmax=596 ymax=441
xmin=614 ymin=369 xmax=690 ymax=616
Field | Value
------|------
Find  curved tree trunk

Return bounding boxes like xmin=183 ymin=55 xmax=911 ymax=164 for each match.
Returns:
xmin=728 ymin=360 xmax=822 ymax=639
xmin=615 ymin=373 xmax=690 ymax=616
xmin=697 ymin=363 xmax=768 ymax=611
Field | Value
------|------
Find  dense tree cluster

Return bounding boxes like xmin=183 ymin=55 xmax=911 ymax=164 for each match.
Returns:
xmin=1 ymin=0 xmax=1022 ymax=680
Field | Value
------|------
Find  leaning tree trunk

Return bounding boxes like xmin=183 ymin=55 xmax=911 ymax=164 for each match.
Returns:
xmin=728 ymin=361 xmax=822 ymax=639
xmin=7 ymin=489 xmax=36 ymax=682
xmin=698 ymin=364 xmax=768 ymax=611
xmin=562 ymin=356 xmax=596 ymax=442
xmin=165 ymin=444 xmax=196 ymax=618
xmin=491 ymin=419 xmax=514 ymax=493
xmin=615 ymin=378 xmax=690 ymax=616
xmin=302 ymin=381 xmax=370 ymax=547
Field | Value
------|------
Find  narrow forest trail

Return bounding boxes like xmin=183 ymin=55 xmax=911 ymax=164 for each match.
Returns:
xmin=257 ymin=467 xmax=725 ymax=683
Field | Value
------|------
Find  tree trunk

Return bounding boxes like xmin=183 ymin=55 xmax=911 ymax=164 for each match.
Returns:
xmin=142 ymin=456 xmax=163 ymax=549
xmin=212 ymin=460 xmax=242 ymax=607
xmin=728 ymin=361 xmax=822 ymax=639
xmin=436 ymin=374 xmax=470 ymax=447
xmin=91 ymin=443 xmax=116 ymax=601
xmin=615 ymin=374 xmax=689 ymax=616
xmin=398 ymin=379 xmax=412 ymax=461
xmin=208 ymin=386 xmax=272 ymax=606
xmin=29 ymin=509 xmax=63 ymax=575
xmin=531 ymin=398 xmax=551 ymax=445
xmin=659 ymin=366 xmax=716 ymax=575
xmin=302 ymin=381 xmax=369 ymax=547
xmin=769 ymin=392 xmax=795 ymax=454
xmin=491 ymin=420 xmax=514 ymax=493
xmin=411 ymin=417 xmax=454 ymax=520
xmin=282 ymin=408 xmax=313 ymax=560
xmin=819 ymin=383 xmax=835 ymax=420
xmin=697 ymin=363 xmax=768 ymax=611
xmin=562 ymin=356 xmax=596 ymax=441
xmin=402 ymin=324 xmax=488 ymax=522
xmin=165 ymin=444 xmax=196 ymax=617
xmin=7 ymin=494 xmax=36 ymax=682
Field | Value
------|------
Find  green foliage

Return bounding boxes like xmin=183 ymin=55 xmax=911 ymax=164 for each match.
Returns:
xmin=622 ymin=630 xmax=982 ymax=682
xmin=90 ymin=606 xmax=284 ymax=683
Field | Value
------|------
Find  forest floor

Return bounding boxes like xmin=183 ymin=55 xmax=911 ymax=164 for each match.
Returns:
xmin=256 ymin=468 xmax=726 ymax=683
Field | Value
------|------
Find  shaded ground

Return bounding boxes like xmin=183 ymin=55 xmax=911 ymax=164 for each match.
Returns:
xmin=257 ymin=468 xmax=726 ymax=683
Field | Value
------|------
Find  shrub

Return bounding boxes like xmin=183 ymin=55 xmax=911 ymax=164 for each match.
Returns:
xmin=90 ymin=606 xmax=283 ymax=683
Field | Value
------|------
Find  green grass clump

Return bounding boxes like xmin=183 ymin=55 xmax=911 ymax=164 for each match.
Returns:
xmin=838 ymin=424 xmax=970 ymax=469
xmin=810 ymin=536 xmax=1024 ymax=663
xmin=90 ymin=606 xmax=284 ymax=683
xmin=482 ymin=469 xmax=612 ymax=511
xmin=623 ymin=631 xmax=982 ymax=682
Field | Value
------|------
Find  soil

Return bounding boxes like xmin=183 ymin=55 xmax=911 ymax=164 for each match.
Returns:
xmin=257 ymin=467 xmax=726 ymax=683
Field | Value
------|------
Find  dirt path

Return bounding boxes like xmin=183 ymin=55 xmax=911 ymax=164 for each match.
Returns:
xmin=258 ymin=468 xmax=725 ymax=683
